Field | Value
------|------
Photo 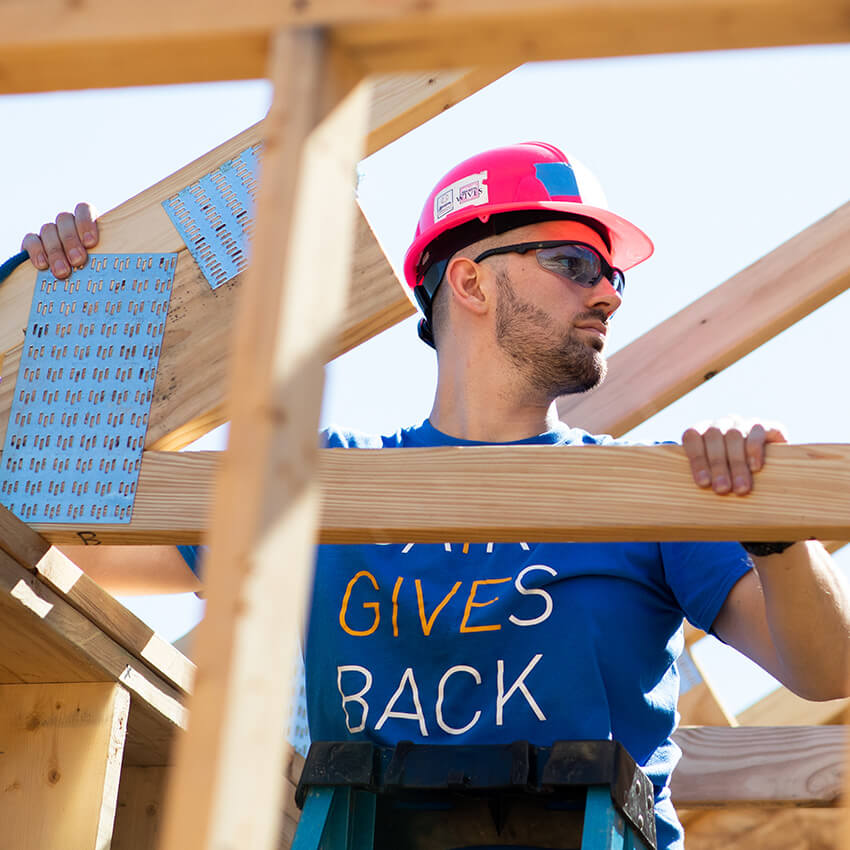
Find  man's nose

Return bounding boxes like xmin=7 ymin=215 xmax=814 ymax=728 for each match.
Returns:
xmin=584 ymin=278 xmax=622 ymax=315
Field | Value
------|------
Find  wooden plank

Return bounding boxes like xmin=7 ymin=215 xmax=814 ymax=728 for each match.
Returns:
xmin=737 ymin=685 xmax=849 ymax=727
xmin=558 ymin=200 xmax=850 ymax=436
xmin=0 ymin=65 xmax=512 ymax=449
xmin=670 ymin=726 xmax=845 ymax=807
xmin=0 ymin=503 xmax=195 ymax=694
xmin=677 ymin=808 xmax=843 ymax=850
xmin=365 ymin=68 xmax=512 ymax=154
xmin=0 ymin=547 xmax=186 ymax=766
xmin=33 ymin=547 xmax=196 ymax=695
xmin=3 ymin=0 xmax=850 ymax=89
xmin=112 ymin=766 xmax=168 ymax=850
xmin=158 ymin=30 xmax=369 ymax=850
xmin=0 ymin=140 xmax=409 ymax=454
xmin=0 ymin=682 xmax=129 ymax=850
xmin=20 ymin=443 xmax=850 ymax=545
xmin=337 ymin=2 xmax=850 ymax=72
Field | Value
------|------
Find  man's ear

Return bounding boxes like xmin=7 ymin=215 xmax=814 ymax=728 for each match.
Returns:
xmin=443 ymin=256 xmax=489 ymax=317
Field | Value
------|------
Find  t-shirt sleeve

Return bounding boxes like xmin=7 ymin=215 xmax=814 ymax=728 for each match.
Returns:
xmin=660 ymin=541 xmax=753 ymax=633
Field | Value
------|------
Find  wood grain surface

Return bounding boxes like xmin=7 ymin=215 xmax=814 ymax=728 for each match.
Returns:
xmin=3 ymin=1 xmax=850 ymax=89
xmin=0 ymin=682 xmax=130 ymax=850
xmin=670 ymin=726 xmax=845 ymax=807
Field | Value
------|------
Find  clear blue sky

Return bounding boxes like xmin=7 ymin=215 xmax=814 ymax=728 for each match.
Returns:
xmin=1 ymin=44 xmax=848 ymax=712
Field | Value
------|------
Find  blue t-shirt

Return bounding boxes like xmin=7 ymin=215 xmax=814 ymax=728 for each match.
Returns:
xmin=305 ymin=420 xmax=752 ymax=849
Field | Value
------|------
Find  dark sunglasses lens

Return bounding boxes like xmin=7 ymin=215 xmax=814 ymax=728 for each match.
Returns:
xmin=536 ymin=245 xmax=602 ymax=286
xmin=611 ymin=269 xmax=625 ymax=294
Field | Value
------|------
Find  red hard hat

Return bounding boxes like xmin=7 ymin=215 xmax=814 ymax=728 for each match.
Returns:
xmin=403 ymin=141 xmax=653 ymax=289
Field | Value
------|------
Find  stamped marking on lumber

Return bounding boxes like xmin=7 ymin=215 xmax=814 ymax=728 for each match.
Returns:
xmin=162 ymin=144 xmax=261 ymax=289
xmin=0 ymin=254 xmax=177 ymax=524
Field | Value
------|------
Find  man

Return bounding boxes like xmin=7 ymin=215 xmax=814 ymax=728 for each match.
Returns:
xmin=21 ymin=142 xmax=850 ymax=848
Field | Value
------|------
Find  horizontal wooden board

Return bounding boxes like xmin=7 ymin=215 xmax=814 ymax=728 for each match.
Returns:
xmin=677 ymin=807 xmax=843 ymax=850
xmin=15 ymin=443 xmax=850 ymax=544
xmin=670 ymin=726 xmax=845 ymax=807
xmin=3 ymin=1 xmax=850 ymax=89
xmin=558 ymin=200 xmax=850 ymax=436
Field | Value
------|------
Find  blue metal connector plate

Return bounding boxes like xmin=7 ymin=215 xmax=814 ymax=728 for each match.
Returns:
xmin=162 ymin=143 xmax=261 ymax=290
xmin=0 ymin=253 xmax=177 ymax=524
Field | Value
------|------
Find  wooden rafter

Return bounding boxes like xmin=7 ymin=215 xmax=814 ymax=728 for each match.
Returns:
xmin=15 ymin=444 xmax=850 ymax=545
xmin=3 ymin=1 xmax=850 ymax=92
xmin=0 ymin=69 xmax=514 ymax=451
xmin=558 ymin=200 xmax=850 ymax=436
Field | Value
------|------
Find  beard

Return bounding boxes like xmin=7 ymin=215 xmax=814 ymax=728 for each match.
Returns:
xmin=493 ymin=270 xmax=608 ymax=399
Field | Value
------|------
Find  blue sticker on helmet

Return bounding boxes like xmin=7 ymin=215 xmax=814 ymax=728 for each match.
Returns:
xmin=534 ymin=162 xmax=580 ymax=199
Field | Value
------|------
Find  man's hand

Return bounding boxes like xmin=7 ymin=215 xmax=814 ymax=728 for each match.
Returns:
xmin=21 ymin=202 xmax=99 ymax=280
xmin=682 ymin=416 xmax=788 ymax=495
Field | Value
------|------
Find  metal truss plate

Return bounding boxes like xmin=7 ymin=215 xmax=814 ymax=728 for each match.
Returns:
xmin=162 ymin=143 xmax=261 ymax=290
xmin=0 ymin=254 xmax=177 ymax=524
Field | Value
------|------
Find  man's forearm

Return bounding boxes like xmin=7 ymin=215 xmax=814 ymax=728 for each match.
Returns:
xmin=754 ymin=540 xmax=850 ymax=700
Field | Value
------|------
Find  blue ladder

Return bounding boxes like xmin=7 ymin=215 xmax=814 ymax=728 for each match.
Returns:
xmin=292 ymin=741 xmax=656 ymax=850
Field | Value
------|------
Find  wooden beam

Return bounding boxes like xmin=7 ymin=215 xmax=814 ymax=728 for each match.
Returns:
xmin=0 ymin=135 xmax=410 ymax=453
xmin=17 ymin=444 xmax=850 ymax=545
xmin=112 ymin=766 xmax=168 ymax=850
xmin=0 ymin=682 xmax=130 ymax=850
xmin=0 ymin=503 xmax=194 ymax=694
xmin=0 ymin=67 xmax=513 ymax=451
xmin=670 ymin=726 xmax=845 ymax=807
xmin=0 ymin=545 xmax=186 ymax=766
xmin=365 ymin=69 xmax=511 ymax=157
xmin=737 ymin=685 xmax=848 ymax=727
xmin=3 ymin=1 xmax=850 ymax=91
xmin=159 ymin=30 xmax=369 ymax=850
xmin=558 ymin=200 xmax=850 ymax=437
xmin=677 ymin=808 xmax=843 ymax=850
xmin=335 ymin=2 xmax=850 ymax=72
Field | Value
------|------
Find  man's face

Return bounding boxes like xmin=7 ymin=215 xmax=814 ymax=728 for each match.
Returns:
xmin=477 ymin=220 xmax=622 ymax=399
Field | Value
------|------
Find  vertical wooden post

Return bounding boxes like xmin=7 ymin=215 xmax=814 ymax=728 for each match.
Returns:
xmin=0 ymin=682 xmax=129 ymax=850
xmin=158 ymin=27 xmax=369 ymax=850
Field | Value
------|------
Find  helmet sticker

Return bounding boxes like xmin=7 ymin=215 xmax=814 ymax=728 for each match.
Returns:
xmin=533 ymin=162 xmax=581 ymax=200
xmin=433 ymin=170 xmax=489 ymax=222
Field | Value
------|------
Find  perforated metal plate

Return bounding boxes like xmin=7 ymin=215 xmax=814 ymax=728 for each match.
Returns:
xmin=162 ymin=143 xmax=261 ymax=290
xmin=0 ymin=254 xmax=177 ymax=524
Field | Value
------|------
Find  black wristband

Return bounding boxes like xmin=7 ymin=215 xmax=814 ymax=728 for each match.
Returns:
xmin=740 ymin=541 xmax=796 ymax=557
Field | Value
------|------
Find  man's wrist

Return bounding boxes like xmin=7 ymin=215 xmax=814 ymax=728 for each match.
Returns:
xmin=740 ymin=541 xmax=796 ymax=557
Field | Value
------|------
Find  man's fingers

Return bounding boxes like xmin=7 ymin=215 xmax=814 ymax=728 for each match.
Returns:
xmin=21 ymin=204 xmax=98 ymax=278
xmin=745 ymin=423 xmax=767 ymax=472
xmin=701 ymin=426 xmax=735 ymax=494
xmin=21 ymin=232 xmax=49 ymax=270
xmin=74 ymin=202 xmax=99 ymax=248
xmin=682 ymin=427 xmax=712 ymax=488
xmin=56 ymin=211 xmax=88 ymax=269
xmin=722 ymin=427 xmax=752 ymax=494
xmin=39 ymin=222 xmax=71 ymax=279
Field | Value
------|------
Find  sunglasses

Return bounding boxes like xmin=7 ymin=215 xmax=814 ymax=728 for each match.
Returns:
xmin=473 ymin=240 xmax=625 ymax=295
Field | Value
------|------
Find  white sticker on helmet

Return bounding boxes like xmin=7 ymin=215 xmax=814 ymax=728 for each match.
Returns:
xmin=433 ymin=170 xmax=489 ymax=222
